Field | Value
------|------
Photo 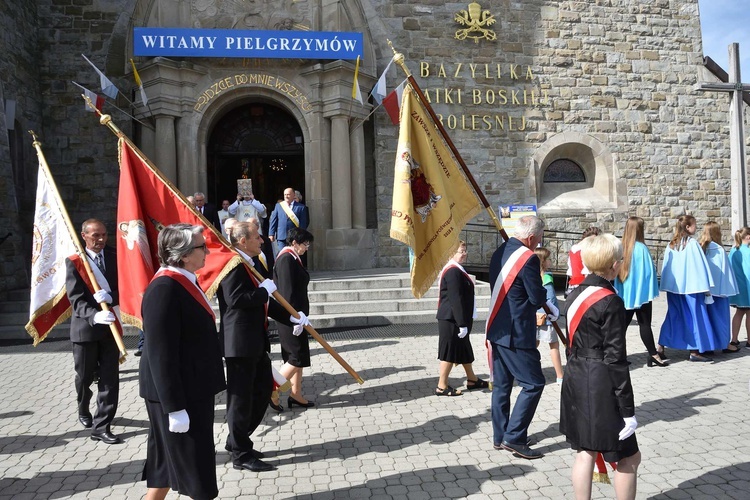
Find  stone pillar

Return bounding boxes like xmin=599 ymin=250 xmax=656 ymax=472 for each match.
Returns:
xmin=154 ymin=115 xmax=177 ymax=184
xmin=350 ymin=125 xmax=367 ymax=229
xmin=139 ymin=123 xmax=155 ymax=161
xmin=330 ymin=115 xmax=352 ymax=229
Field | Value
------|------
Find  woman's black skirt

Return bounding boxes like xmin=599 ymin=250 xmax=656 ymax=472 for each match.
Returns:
xmin=437 ymin=320 xmax=474 ymax=364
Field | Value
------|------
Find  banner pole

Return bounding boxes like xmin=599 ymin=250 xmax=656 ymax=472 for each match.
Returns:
xmin=29 ymin=130 xmax=128 ymax=362
xmin=385 ymin=43 xmax=567 ymax=345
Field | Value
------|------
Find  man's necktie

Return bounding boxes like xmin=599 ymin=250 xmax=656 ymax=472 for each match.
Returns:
xmin=95 ymin=253 xmax=105 ymax=273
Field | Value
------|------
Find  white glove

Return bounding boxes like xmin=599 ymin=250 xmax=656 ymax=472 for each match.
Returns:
xmin=93 ymin=311 xmax=116 ymax=325
xmin=259 ymin=279 xmax=277 ymax=295
xmin=458 ymin=327 xmax=468 ymax=339
xmin=168 ymin=409 xmax=190 ymax=433
xmin=704 ymin=294 xmax=714 ymax=305
xmin=618 ymin=416 xmax=637 ymax=440
xmin=545 ymin=300 xmax=560 ymax=322
xmin=290 ymin=311 xmax=311 ymax=326
xmin=93 ymin=289 xmax=112 ymax=304
xmin=293 ymin=324 xmax=305 ymax=336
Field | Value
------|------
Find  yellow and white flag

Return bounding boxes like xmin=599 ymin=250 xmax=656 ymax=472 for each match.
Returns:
xmin=390 ymin=85 xmax=482 ymax=298
xmin=25 ymin=155 xmax=78 ymax=345
xmin=351 ymin=55 xmax=363 ymax=104
xmin=130 ymin=58 xmax=148 ymax=107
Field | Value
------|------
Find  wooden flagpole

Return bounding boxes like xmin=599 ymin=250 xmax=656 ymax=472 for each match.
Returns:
xmin=29 ymin=130 xmax=128 ymax=363
xmin=81 ymin=96 xmax=364 ymax=384
xmin=387 ymin=42 xmax=567 ymax=345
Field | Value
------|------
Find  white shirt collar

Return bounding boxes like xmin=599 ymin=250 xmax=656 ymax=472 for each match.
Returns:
xmin=166 ymin=265 xmax=197 ymax=284
xmin=236 ymin=248 xmax=255 ymax=266
xmin=85 ymin=248 xmax=103 ymax=260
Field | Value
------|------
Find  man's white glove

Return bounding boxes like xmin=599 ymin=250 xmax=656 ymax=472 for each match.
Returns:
xmin=93 ymin=311 xmax=116 ymax=325
xmin=259 ymin=279 xmax=277 ymax=295
xmin=93 ymin=289 xmax=112 ymax=304
xmin=292 ymin=324 xmax=304 ymax=336
xmin=458 ymin=327 xmax=468 ymax=339
xmin=290 ymin=311 xmax=311 ymax=326
xmin=168 ymin=409 xmax=190 ymax=433
xmin=618 ymin=416 xmax=637 ymax=440
xmin=545 ymin=300 xmax=560 ymax=322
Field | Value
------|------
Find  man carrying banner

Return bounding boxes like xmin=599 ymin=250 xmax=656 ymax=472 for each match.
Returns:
xmin=65 ymin=218 xmax=122 ymax=444
xmin=486 ymin=215 xmax=556 ymax=459
xmin=218 ymin=221 xmax=300 ymax=472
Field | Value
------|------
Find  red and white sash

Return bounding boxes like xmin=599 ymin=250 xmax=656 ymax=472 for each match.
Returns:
xmin=485 ymin=246 xmax=533 ymax=331
xmin=277 ymin=246 xmax=302 ymax=266
xmin=566 ymin=285 xmax=614 ymax=347
xmin=153 ymin=267 xmax=215 ymax=321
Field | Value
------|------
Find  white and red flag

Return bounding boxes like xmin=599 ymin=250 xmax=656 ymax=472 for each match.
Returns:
xmin=72 ymin=81 xmax=104 ymax=112
xmin=117 ymin=139 xmax=241 ymax=328
xmin=25 ymin=150 xmax=78 ymax=345
xmin=382 ymin=81 xmax=406 ymax=125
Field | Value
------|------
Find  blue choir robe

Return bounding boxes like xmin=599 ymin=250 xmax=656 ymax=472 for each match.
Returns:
xmin=614 ymin=241 xmax=659 ymax=310
xmin=659 ymin=237 xmax=723 ymax=351
xmin=729 ymin=245 xmax=750 ymax=308
xmin=704 ymin=242 xmax=738 ymax=348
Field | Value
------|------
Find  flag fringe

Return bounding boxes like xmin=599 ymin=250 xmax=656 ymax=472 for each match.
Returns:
xmin=592 ymin=471 xmax=611 ymax=484
xmin=24 ymin=288 xmax=72 ymax=346
xmin=204 ymin=255 xmax=244 ymax=299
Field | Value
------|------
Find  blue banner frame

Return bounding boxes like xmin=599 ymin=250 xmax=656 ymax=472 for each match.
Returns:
xmin=133 ymin=28 xmax=363 ymax=59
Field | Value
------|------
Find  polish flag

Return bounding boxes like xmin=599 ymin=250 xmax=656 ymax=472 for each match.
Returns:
xmin=382 ymin=81 xmax=406 ymax=125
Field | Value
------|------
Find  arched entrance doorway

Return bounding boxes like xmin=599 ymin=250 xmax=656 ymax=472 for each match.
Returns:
xmin=207 ymin=102 xmax=305 ymax=218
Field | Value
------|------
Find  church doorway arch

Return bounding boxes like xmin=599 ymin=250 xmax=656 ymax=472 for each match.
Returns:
xmin=207 ymin=102 xmax=305 ymax=214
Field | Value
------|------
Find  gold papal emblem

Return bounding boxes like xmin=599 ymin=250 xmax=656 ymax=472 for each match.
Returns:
xmin=454 ymin=2 xmax=497 ymax=43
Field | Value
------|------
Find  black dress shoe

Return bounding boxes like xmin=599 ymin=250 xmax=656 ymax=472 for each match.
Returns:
xmin=134 ymin=349 xmax=142 ymax=357
xmin=500 ymin=440 xmax=544 ymax=459
xmin=78 ymin=414 xmax=93 ymax=429
xmin=233 ymin=458 xmax=276 ymax=472
xmin=90 ymin=430 xmax=122 ymax=444
xmin=287 ymin=396 xmax=315 ymax=409
xmin=269 ymin=400 xmax=284 ymax=412
xmin=224 ymin=445 xmax=265 ymax=459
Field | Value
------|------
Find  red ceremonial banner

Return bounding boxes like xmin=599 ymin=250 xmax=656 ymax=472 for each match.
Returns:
xmin=117 ymin=138 xmax=240 ymax=328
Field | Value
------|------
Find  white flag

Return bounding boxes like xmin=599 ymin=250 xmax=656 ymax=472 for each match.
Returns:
xmin=25 ymin=162 xmax=78 ymax=345
xmin=82 ymin=54 xmax=119 ymax=99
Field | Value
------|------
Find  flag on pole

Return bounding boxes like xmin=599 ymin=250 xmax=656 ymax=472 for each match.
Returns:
xmin=25 ymin=159 xmax=78 ymax=345
xmin=129 ymin=59 xmax=149 ymax=107
xmin=72 ymin=81 xmax=104 ymax=112
xmin=117 ymin=139 xmax=241 ymax=328
xmin=371 ymin=59 xmax=394 ymax=105
xmin=382 ymin=81 xmax=406 ymax=125
xmin=390 ymin=84 xmax=483 ymax=298
xmin=351 ymin=55 xmax=363 ymax=104
xmin=82 ymin=54 xmax=119 ymax=99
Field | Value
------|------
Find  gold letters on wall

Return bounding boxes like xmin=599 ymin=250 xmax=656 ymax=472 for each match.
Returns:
xmin=194 ymin=73 xmax=312 ymax=112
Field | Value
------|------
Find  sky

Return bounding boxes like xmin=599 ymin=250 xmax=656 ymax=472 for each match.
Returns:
xmin=698 ymin=0 xmax=750 ymax=81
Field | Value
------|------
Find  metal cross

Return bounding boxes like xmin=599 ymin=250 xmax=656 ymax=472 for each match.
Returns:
xmin=695 ymin=43 xmax=750 ymax=229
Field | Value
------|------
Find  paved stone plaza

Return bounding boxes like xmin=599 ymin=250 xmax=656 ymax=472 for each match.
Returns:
xmin=2 ymin=295 xmax=750 ymax=499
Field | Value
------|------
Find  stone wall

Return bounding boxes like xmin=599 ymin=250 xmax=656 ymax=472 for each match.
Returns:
xmin=368 ymin=0 xmax=741 ymax=267
xmin=0 ymin=0 xmax=43 ymax=294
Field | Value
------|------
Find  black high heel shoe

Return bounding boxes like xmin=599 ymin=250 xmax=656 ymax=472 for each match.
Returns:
xmin=647 ymin=355 xmax=668 ymax=367
xmin=269 ymin=399 xmax=284 ymax=412
xmin=656 ymin=349 xmax=669 ymax=361
xmin=288 ymin=396 xmax=315 ymax=409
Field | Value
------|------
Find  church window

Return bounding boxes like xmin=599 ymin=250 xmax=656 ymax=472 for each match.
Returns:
xmin=543 ymin=159 xmax=586 ymax=183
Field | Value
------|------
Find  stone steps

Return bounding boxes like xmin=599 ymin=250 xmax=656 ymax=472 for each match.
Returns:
xmin=0 ymin=269 xmax=492 ymax=340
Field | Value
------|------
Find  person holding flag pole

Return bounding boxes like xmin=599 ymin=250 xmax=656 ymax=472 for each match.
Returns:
xmin=79 ymin=94 xmax=364 ymax=388
xmin=27 ymin=131 xmax=127 ymax=446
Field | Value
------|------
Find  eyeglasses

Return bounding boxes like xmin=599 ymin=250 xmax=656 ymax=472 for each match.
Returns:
xmin=303 ymin=242 xmax=311 ymax=247
xmin=192 ymin=243 xmax=207 ymax=252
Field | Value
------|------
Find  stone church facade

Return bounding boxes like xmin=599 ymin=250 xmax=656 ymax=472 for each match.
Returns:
xmin=0 ymin=0 xmax=746 ymax=296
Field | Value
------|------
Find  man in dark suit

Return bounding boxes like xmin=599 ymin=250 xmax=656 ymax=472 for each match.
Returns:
xmin=268 ymin=187 xmax=309 ymax=259
xmin=65 ymin=218 xmax=121 ymax=444
xmin=193 ymin=191 xmax=221 ymax=230
xmin=218 ymin=221 xmax=294 ymax=472
xmin=487 ymin=215 xmax=552 ymax=459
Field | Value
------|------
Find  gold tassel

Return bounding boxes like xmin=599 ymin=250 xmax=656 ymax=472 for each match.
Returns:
xmin=592 ymin=471 xmax=611 ymax=484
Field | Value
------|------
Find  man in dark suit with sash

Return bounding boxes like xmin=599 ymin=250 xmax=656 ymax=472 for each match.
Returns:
xmin=268 ymin=187 xmax=309 ymax=259
xmin=218 ymin=221 xmax=295 ymax=472
xmin=65 ymin=218 xmax=121 ymax=444
xmin=486 ymin=215 xmax=553 ymax=459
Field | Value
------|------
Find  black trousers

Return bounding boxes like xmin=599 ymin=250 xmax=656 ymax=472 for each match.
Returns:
xmin=225 ymin=353 xmax=272 ymax=463
xmin=72 ymin=337 xmax=119 ymax=432
xmin=624 ymin=301 xmax=656 ymax=356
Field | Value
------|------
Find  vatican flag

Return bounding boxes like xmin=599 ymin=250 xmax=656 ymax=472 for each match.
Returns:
xmin=390 ymin=85 xmax=482 ymax=298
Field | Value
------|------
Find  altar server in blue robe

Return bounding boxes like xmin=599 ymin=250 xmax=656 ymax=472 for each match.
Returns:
xmin=614 ymin=217 xmax=664 ymax=367
xmin=658 ymin=215 xmax=719 ymax=362
xmin=729 ymin=227 xmax=750 ymax=349
xmin=699 ymin=222 xmax=739 ymax=354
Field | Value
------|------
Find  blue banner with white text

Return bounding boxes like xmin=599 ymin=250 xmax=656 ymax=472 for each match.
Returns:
xmin=133 ymin=28 xmax=363 ymax=59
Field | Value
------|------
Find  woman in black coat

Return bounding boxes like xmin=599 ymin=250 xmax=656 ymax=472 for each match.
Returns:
xmin=140 ymin=224 xmax=226 ymax=500
xmin=560 ymin=234 xmax=640 ymax=499
xmin=274 ymin=227 xmax=315 ymax=408
xmin=435 ymin=241 xmax=488 ymax=396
